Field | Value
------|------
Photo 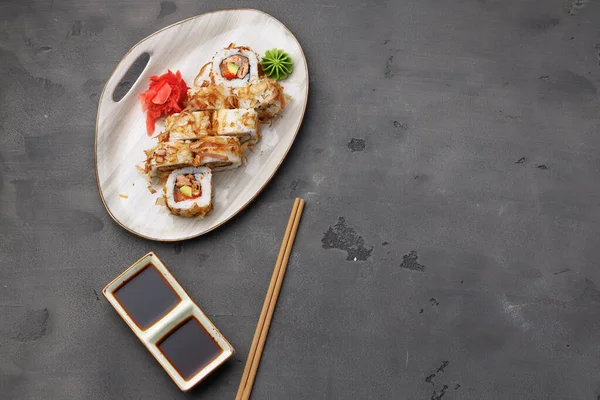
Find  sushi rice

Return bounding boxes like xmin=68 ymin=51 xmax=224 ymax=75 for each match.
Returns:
xmin=144 ymin=136 xmax=243 ymax=176
xmin=160 ymin=109 xmax=258 ymax=144
xmin=211 ymin=109 xmax=259 ymax=144
xmin=164 ymin=167 xmax=212 ymax=218
xmin=164 ymin=110 xmax=212 ymax=141
xmin=189 ymin=136 xmax=243 ymax=171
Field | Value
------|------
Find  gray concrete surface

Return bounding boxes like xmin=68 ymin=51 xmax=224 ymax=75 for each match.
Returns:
xmin=2 ymin=0 xmax=600 ymax=399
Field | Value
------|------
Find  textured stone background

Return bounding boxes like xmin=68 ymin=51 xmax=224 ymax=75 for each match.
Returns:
xmin=2 ymin=0 xmax=600 ymax=399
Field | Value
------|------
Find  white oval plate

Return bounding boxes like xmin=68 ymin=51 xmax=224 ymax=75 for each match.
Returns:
xmin=95 ymin=9 xmax=308 ymax=241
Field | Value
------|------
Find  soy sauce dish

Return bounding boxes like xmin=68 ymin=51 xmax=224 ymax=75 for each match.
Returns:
xmin=103 ymin=252 xmax=234 ymax=391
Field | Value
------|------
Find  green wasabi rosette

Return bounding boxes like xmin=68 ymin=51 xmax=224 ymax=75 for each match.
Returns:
xmin=261 ymin=49 xmax=293 ymax=80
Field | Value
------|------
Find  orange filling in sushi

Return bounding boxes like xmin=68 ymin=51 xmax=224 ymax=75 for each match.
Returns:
xmin=220 ymin=55 xmax=249 ymax=80
xmin=173 ymin=174 xmax=202 ymax=202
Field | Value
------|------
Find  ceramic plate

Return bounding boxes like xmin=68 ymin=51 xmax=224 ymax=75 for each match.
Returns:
xmin=95 ymin=9 xmax=308 ymax=241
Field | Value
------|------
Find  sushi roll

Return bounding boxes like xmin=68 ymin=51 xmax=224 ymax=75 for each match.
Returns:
xmin=210 ymin=46 xmax=260 ymax=88
xmin=211 ymin=109 xmax=260 ymax=144
xmin=189 ymin=136 xmax=243 ymax=172
xmin=185 ymin=83 xmax=239 ymax=111
xmin=185 ymin=78 xmax=286 ymax=124
xmin=234 ymin=77 xmax=287 ymax=122
xmin=163 ymin=110 xmax=213 ymax=141
xmin=144 ymin=141 xmax=195 ymax=177
xmin=164 ymin=167 xmax=213 ymax=218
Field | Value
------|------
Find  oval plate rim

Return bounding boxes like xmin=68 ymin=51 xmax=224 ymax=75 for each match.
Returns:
xmin=94 ymin=8 xmax=309 ymax=242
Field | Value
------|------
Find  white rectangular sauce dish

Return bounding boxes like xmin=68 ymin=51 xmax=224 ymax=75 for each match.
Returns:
xmin=103 ymin=251 xmax=234 ymax=391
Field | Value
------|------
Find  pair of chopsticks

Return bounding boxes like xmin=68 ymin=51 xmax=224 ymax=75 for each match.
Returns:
xmin=235 ymin=198 xmax=305 ymax=400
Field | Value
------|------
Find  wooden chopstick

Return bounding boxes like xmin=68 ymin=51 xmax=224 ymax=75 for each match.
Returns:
xmin=241 ymin=199 xmax=304 ymax=399
xmin=234 ymin=198 xmax=299 ymax=400
xmin=235 ymin=198 xmax=305 ymax=400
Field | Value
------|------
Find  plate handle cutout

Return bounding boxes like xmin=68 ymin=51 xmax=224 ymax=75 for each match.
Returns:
xmin=112 ymin=52 xmax=151 ymax=102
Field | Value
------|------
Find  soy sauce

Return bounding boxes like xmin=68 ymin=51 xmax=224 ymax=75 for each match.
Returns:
xmin=158 ymin=317 xmax=223 ymax=380
xmin=114 ymin=264 xmax=181 ymax=330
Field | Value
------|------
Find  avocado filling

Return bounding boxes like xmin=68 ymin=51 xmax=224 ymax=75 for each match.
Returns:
xmin=220 ymin=55 xmax=249 ymax=80
xmin=173 ymin=174 xmax=202 ymax=202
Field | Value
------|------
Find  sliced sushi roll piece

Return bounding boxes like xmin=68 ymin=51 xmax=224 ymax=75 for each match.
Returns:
xmin=145 ymin=137 xmax=243 ymax=176
xmin=144 ymin=141 xmax=194 ymax=177
xmin=164 ymin=167 xmax=213 ymax=218
xmin=163 ymin=110 xmax=212 ymax=141
xmin=234 ymin=77 xmax=287 ymax=122
xmin=160 ymin=109 xmax=259 ymax=145
xmin=185 ymin=79 xmax=286 ymax=123
xmin=210 ymin=46 xmax=260 ymax=88
xmin=185 ymin=84 xmax=239 ymax=111
xmin=189 ymin=136 xmax=243 ymax=172
xmin=211 ymin=109 xmax=260 ymax=145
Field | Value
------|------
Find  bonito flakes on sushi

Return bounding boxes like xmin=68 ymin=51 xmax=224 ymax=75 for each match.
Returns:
xmin=161 ymin=110 xmax=213 ymax=141
xmin=185 ymin=83 xmax=239 ymax=111
xmin=189 ymin=136 xmax=243 ymax=171
xmin=234 ymin=77 xmax=287 ymax=122
xmin=144 ymin=141 xmax=195 ymax=177
xmin=145 ymin=136 xmax=243 ymax=178
xmin=140 ymin=43 xmax=293 ymax=218
xmin=211 ymin=109 xmax=259 ymax=144
xmin=164 ymin=167 xmax=213 ymax=218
